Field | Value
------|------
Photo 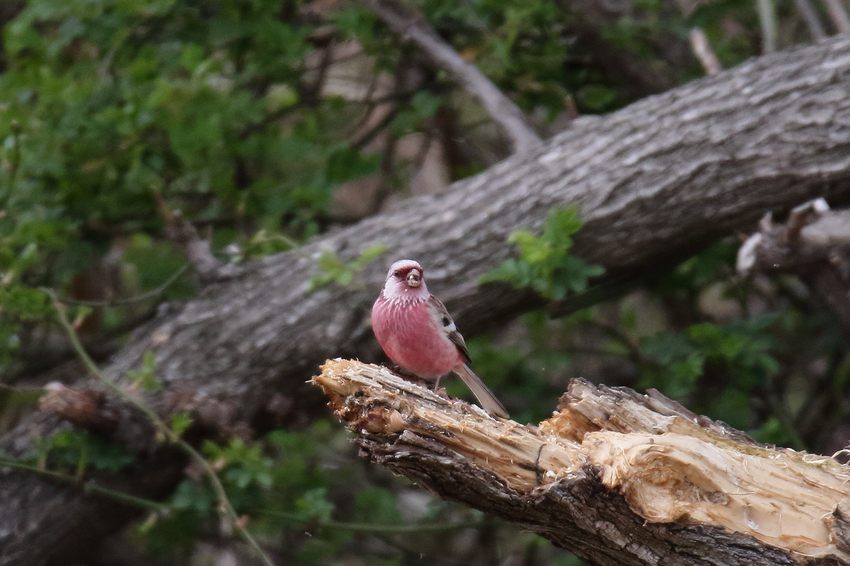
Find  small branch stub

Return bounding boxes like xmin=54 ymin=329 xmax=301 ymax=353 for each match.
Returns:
xmin=737 ymin=200 xmax=850 ymax=340
xmin=39 ymin=382 xmax=117 ymax=433
xmin=314 ymin=359 xmax=850 ymax=566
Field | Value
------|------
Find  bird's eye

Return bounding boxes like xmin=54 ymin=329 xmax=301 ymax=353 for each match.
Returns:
xmin=393 ymin=270 xmax=401 ymax=277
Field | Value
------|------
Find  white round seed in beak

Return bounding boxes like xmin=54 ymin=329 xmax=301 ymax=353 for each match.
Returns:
xmin=407 ymin=269 xmax=422 ymax=287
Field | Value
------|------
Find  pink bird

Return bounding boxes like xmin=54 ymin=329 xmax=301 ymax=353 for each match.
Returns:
xmin=371 ymin=259 xmax=509 ymax=418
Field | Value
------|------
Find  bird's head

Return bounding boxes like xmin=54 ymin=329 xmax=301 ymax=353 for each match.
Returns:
xmin=384 ymin=259 xmax=427 ymax=296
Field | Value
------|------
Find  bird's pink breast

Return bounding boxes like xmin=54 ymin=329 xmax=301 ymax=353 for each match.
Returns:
xmin=372 ymin=295 xmax=461 ymax=379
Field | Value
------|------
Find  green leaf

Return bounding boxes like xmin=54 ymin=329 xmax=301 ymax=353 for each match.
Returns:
xmin=171 ymin=479 xmax=214 ymax=514
xmin=127 ymin=351 xmax=161 ymax=393
xmin=310 ymin=245 xmax=386 ymax=291
xmin=170 ymin=412 xmax=193 ymax=439
xmin=325 ymin=146 xmax=381 ymax=184
xmin=579 ymin=85 xmax=617 ymax=111
xmin=409 ymin=91 xmax=442 ymax=119
xmin=35 ymin=430 xmax=136 ymax=473
xmin=296 ymin=487 xmax=335 ymax=522
xmin=483 ymin=206 xmax=604 ymax=300
xmin=354 ymin=487 xmax=401 ymax=524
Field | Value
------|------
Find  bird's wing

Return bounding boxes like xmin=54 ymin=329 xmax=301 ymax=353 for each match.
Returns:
xmin=427 ymin=294 xmax=472 ymax=364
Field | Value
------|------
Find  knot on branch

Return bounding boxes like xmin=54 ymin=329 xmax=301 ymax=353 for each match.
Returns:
xmin=39 ymin=382 xmax=157 ymax=451
xmin=40 ymin=382 xmax=119 ymax=433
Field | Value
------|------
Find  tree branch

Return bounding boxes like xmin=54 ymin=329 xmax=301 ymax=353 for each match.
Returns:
xmin=4 ymin=36 xmax=850 ymax=566
xmin=314 ymin=359 xmax=850 ymax=566
xmin=689 ymin=28 xmax=723 ymax=75
xmin=795 ymin=0 xmax=828 ymax=40
xmin=737 ymin=199 xmax=850 ymax=340
xmin=757 ymin=0 xmax=779 ymax=53
xmin=824 ymin=0 xmax=850 ymax=34
xmin=362 ymin=0 xmax=542 ymax=154
xmin=155 ymin=194 xmax=239 ymax=283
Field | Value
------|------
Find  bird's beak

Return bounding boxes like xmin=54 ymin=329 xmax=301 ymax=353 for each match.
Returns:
xmin=406 ymin=269 xmax=422 ymax=287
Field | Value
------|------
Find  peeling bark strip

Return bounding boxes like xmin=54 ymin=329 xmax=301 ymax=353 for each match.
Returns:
xmin=314 ymin=359 xmax=850 ymax=566
xmin=4 ymin=37 xmax=850 ymax=566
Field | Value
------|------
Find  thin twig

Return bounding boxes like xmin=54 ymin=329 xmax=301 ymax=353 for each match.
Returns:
xmin=0 ymin=456 xmax=172 ymax=513
xmin=352 ymin=105 xmax=403 ymax=151
xmin=372 ymin=121 xmax=397 ymax=211
xmin=43 ymin=291 xmax=275 ymax=566
xmin=347 ymin=88 xmax=425 ymax=145
xmin=369 ymin=50 xmax=410 ymax=211
xmin=824 ymin=0 xmax=850 ymax=33
xmin=51 ymin=264 xmax=190 ymax=308
xmin=262 ymin=509 xmax=484 ymax=533
xmin=689 ymin=29 xmax=722 ymax=76
xmin=239 ymin=103 xmax=303 ymax=140
xmin=154 ymin=194 xmax=234 ymax=283
xmin=301 ymin=41 xmax=335 ymax=105
xmin=794 ymin=0 xmax=828 ymax=39
xmin=410 ymin=130 xmax=435 ymax=182
xmin=794 ymin=346 xmax=845 ymax=442
xmin=1 ymin=453 xmax=485 ymax=539
xmin=0 ymin=121 xmax=21 ymax=213
xmin=239 ymin=42 xmax=338 ymax=140
xmin=345 ymin=73 xmax=384 ymax=137
xmin=363 ymin=0 xmax=541 ymax=154
xmin=756 ymin=0 xmax=778 ymax=53
xmin=583 ymin=319 xmax=643 ymax=362
xmin=0 ymin=382 xmax=45 ymax=393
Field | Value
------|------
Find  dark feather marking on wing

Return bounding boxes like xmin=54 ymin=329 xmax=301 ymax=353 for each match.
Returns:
xmin=428 ymin=295 xmax=472 ymax=363
xmin=428 ymin=295 xmax=472 ymax=364
xmin=449 ymin=331 xmax=472 ymax=364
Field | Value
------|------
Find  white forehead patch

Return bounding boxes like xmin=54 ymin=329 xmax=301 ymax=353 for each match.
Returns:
xmin=387 ymin=259 xmax=423 ymax=277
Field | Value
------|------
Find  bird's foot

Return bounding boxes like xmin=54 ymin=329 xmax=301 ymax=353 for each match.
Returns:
xmin=431 ymin=377 xmax=452 ymax=400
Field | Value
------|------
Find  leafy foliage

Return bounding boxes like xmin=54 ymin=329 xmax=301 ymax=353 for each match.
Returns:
xmin=310 ymin=244 xmax=386 ymax=290
xmin=27 ymin=429 xmax=136 ymax=475
xmin=483 ymin=207 xmax=604 ymax=300
xmin=128 ymin=351 xmax=161 ymax=393
xmin=0 ymin=0 xmax=381 ymax=376
xmin=169 ymin=412 xmax=193 ymax=439
xmin=138 ymin=419 xmax=542 ymax=565
xmin=639 ymin=315 xmax=781 ymax=415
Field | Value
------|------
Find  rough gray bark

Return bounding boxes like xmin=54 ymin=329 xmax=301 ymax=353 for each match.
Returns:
xmin=3 ymin=36 xmax=850 ymax=566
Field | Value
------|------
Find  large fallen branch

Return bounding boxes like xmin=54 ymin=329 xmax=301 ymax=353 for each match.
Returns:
xmin=4 ymin=36 xmax=850 ymax=566
xmin=314 ymin=359 xmax=850 ymax=566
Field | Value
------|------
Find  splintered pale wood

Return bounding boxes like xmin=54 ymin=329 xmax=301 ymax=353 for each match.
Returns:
xmin=313 ymin=359 xmax=850 ymax=565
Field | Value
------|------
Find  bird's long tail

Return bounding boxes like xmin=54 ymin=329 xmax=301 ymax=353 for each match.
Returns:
xmin=453 ymin=364 xmax=509 ymax=419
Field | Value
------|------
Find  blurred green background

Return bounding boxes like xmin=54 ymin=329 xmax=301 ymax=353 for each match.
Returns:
xmin=1 ymin=0 xmax=847 ymax=564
